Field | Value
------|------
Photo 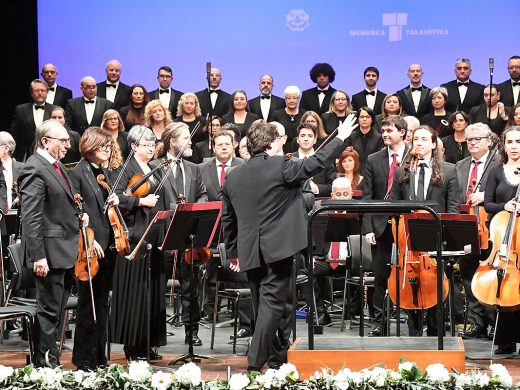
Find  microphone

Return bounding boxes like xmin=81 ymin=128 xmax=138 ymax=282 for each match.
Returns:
xmin=206 ymin=62 xmax=212 ymax=75
xmin=489 ymin=57 xmax=494 ymax=76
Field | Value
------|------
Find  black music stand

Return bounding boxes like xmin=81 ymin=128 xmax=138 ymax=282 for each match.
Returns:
xmin=161 ymin=202 xmax=221 ymax=365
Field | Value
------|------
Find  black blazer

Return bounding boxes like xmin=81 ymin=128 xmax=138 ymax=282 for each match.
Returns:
xmin=351 ymin=90 xmax=387 ymax=116
xmin=196 ymin=89 xmax=232 ymax=118
xmin=300 ymin=86 xmax=337 ymax=115
xmin=396 ymin=85 xmax=432 ymax=121
xmin=65 ymin=96 xmax=114 ymax=135
xmin=10 ymin=102 xmax=54 ymax=162
xmin=200 ymin=157 xmax=244 ymax=201
xmin=148 ymin=88 xmax=183 ymax=118
xmin=441 ymin=79 xmax=484 ymax=114
xmin=248 ymin=95 xmax=286 ymax=121
xmin=49 ymin=85 xmax=73 ymax=109
xmin=345 ymin=127 xmax=384 ymax=175
xmin=96 ymin=81 xmax=131 ymax=111
xmin=497 ymin=79 xmax=518 ymax=108
xmin=455 ymin=153 xmax=500 ymax=205
xmin=19 ymin=153 xmax=78 ymax=269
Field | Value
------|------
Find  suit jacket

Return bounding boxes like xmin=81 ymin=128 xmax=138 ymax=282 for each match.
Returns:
xmin=19 ymin=153 xmax=78 ymax=268
xmin=345 ymin=127 xmax=384 ymax=175
xmin=299 ymin=86 xmax=337 ymax=115
xmin=148 ymin=87 xmax=183 ymax=117
xmin=96 ymin=81 xmax=131 ymax=111
xmin=10 ymin=102 xmax=54 ymax=162
xmin=248 ymin=94 xmax=286 ymax=121
xmin=49 ymin=85 xmax=73 ymax=109
xmin=65 ymin=96 xmax=114 ymax=135
xmin=196 ymin=89 xmax=232 ymax=118
xmin=351 ymin=90 xmax=387 ymax=116
xmin=222 ymin=137 xmax=345 ymax=272
xmin=396 ymin=85 xmax=432 ymax=121
xmin=441 ymin=79 xmax=484 ymax=114
xmin=390 ymin=161 xmax=460 ymax=213
xmin=292 ymin=150 xmax=336 ymax=197
xmin=200 ymin=157 xmax=244 ymax=201
xmin=194 ymin=138 xmax=214 ymax=161
xmin=455 ymin=153 xmax=500 ymax=205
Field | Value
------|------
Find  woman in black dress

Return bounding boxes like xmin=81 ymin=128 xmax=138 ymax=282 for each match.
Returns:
xmin=441 ymin=111 xmax=471 ymax=163
xmin=221 ymin=90 xmax=258 ymax=138
xmin=174 ymin=93 xmax=206 ymax=145
xmin=120 ymin=84 xmax=150 ymax=131
xmin=469 ymin=84 xmax=509 ymax=136
xmin=70 ymin=127 xmax=119 ymax=370
xmin=101 ymin=109 xmax=128 ymax=163
xmin=484 ymin=125 xmax=520 ymax=354
xmin=145 ymin=99 xmax=173 ymax=144
xmin=375 ymin=93 xmax=405 ymax=131
xmin=321 ymin=89 xmax=355 ymax=134
xmin=194 ymin=115 xmax=222 ymax=161
xmin=272 ymin=85 xmax=306 ymax=147
xmin=422 ymin=87 xmax=452 ymax=138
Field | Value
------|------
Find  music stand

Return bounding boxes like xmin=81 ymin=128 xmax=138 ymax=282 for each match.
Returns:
xmin=161 ymin=202 xmax=221 ymax=365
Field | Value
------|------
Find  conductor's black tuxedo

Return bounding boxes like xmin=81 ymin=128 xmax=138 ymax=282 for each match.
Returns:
xmin=96 ymin=81 xmax=131 ymax=111
xmin=196 ymin=89 xmax=231 ymax=118
xmin=497 ymin=79 xmax=519 ymax=108
xmin=441 ymin=79 xmax=484 ymax=114
xmin=396 ymin=85 xmax=432 ymax=121
xmin=248 ymin=94 xmax=286 ymax=121
xmin=148 ymin=87 xmax=184 ymax=118
xmin=351 ymin=89 xmax=387 ymax=115
xmin=65 ymin=97 xmax=114 ymax=135
xmin=299 ymin=86 xmax=336 ymax=115
xmin=48 ymin=85 xmax=73 ymax=109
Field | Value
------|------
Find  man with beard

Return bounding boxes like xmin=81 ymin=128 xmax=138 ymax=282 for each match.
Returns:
xmin=351 ymin=67 xmax=387 ymax=115
xmin=498 ymin=56 xmax=520 ymax=107
xmin=248 ymin=75 xmax=286 ymax=121
xmin=396 ymin=64 xmax=431 ymax=122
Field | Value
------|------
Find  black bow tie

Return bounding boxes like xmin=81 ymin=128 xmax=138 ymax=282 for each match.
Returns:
xmin=159 ymin=89 xmax=169 ymax=94
xmin=84 ymin=100 xmax=95 ymax=104
xmin=48 ymin=87 xmax=55 ymax=92
xmin=34 ymin=105 xmax=45 ymax=110
xmin=106 ymin=84 xmax=116 ymax=88
xmin=365 ymin=90 xmax=375 ymax=96
xmin=317 ymin=89 xmax=327 ymax=94
xmin=457 ymin=81 xmax=469 ymax=87
xmin=411 ymin=87 xmax=422 ymax=92
xmin=210 ymin=89 xmax=220 ymax=95
xmin=260 ymin=95 xmax=271 ymax=100
xmin=513 ymin=82 xmax=520 ymax=87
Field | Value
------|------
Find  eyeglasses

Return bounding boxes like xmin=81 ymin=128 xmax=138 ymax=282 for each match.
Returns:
xmin=466 ymin=136 xmax=488 ymax=144
xmin=359 ymin=115 xmax=371 ymax=119
xmin=82 ymin=85 xmax=96 ymax=90
xmin=107 ymin=117 xmax=119 ymax=122
xmin=139 ymin=143 xmax=156 ymax=149
xmin=334 ymin=97 xmax=347 ymax=102
xmin=44 ymin=136 xmax=70 ymax=145
xmin=99 ymin=143 xmax=112 ymax=151
xmin=333 ymin=191 xmax=352 ymax=198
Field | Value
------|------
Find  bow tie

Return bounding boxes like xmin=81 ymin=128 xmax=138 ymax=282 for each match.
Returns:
xmin=159 ymin=89 xmax=169 ymax=94
xmin=48 ymin=87 xmax=55 ymax=92
xmin=34 ymin=105 xmax=45 ymax=110
xmin=210 ymin=89 xmax=220 ymax=95
xmin=260 ymin=95 xmax=271 ymax=100
xmin=411 ymin=87 xmax=422 ymax=92
xmin=84 ymin=100 xmax=95 ymax=104
xmin=513 ymin=82 xmax=520 ymax=87
xmin=365 ymin=90 xmax=375 ymax=96
xmin=317 ymin=88 xmax=327 ymax=94
xmin=106 ymin=83 xmax=116 ymax=88
xmin=457 ymin=81 xmax=469 ymax=87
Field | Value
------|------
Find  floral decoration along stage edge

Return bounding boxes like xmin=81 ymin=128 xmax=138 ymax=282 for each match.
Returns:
xmin=0 ymin=360 xmax=517 ymax=390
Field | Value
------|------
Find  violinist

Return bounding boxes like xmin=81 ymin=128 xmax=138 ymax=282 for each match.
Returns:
xmin=68 ymin=127 xmax=119 ymax=371
xmin=363 ymin=116 xmax=409 ymax=337
xmin=390 ymin=125 xmax=460 ymax=336
xmin=151 ymin=122 xmax=207 ymax=346
xmin=483 ymin=125 xmax=520 ymax=354
xmin=111 ymin=125 xmax=167 ymax=361
xmin=455 ymin=123 xmax=498 ymax=340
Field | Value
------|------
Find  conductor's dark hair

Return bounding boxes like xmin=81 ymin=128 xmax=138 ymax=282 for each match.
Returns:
xmin=309 ymin=63 xmax=336 ymax=83
xmin=247 ymin=122 xmax=277 ymax=156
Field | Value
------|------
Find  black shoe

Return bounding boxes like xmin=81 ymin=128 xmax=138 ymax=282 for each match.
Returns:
xmin=368 ymin=326 xmax=384 ymax=337
xmin=185 ymin=334 xmax=202 ymax=346
xmin=230 ymin=328 xmax=251 ymax=340
xmin=317 ymin=312 xmax=331 ymax=326
xmin=495 ymin=342 xmax=516 ymax=355
xmin=488 ymin=326 xmax=495 ymax=340
xmin=200 ymin=314 xmax=214 ymax=324
xmin=149 ymin=349 xmax=163 ymax=360
xmin=459 ymin=325 xmax=487 ymax=339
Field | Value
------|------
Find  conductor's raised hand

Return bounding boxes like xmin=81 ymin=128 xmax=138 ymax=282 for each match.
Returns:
xmin=336 ymin=113 xmax=358 ymax=141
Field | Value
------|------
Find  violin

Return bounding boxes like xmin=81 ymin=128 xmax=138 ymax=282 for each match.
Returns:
xmin=74 ymin=194 xmax=99 ymax=282
xmin=460 ymin=179 xmax=489 ymax=251
xmin=96 ymin=174 xmax=131 ymax=256
xmin=123 ymin=159 xmax=170 ymax=197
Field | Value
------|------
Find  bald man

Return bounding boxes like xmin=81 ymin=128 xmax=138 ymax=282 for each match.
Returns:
xmin=40 ymin=63 xmax=73 ymax=108
xmin=396 ymin=64 xmax=431 ymax=121
xmin=196 ymin=67 xmax=231 ymax=118
xmin=96 ymin=60 xmax=131 ymax=110
xmin=248 ymin=75 xmax=286 ymax=121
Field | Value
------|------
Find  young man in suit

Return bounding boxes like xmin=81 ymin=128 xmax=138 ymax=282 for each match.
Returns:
xmin=148 ymin=66 xmax=184 ymax=118
xmin=40 ymin=63 xmax=73 ymax=109
xmin=248 ymin=75 xmax=286 ymax=121
xmin=363 ymin=116 xmax=408 ymax=337
xmin=196 ymin=67 xmax=231 ymax=119
xmin=65 ymin=76 xmax=114 ymax=135
xmin=10 ymin=79 xmax=54 ymax=162
xmin=19 ymin=120 xmax=79 ymax=367
xmin=95 ymin=60 xmax=131 ymax=111
xmin=299 ymin=63 xmax=337 ymax=115
xmin=441 ymin=59 xmax=484 ymax=114
xmin=498 ymin=55 xmax=520 ymax=107
xmin=396 ymin=64 xmax=431 ymax=122
xmin=351 ymin=67 xmax=387 ymax=115
xmin=222 ymin=116 xmax=357 ymax=371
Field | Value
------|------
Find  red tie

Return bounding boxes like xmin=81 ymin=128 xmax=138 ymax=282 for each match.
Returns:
xmin=466 ymin=160 xmax=480 ymax=203
xmin=330 ymin=242 xmax=340 ymax=269
xmin=219 ymin=164 xmax=226 ymax=187
xmin=52 ymin=162 xmax=71 ymax=191
xmin=387 ymin=153 xmax=398 ymax=193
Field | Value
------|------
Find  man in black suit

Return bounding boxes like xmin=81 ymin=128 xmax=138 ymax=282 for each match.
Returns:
xmin=363 ymin=116 xmax=408 ymax=336
xmin=455 ymin=123 xmax=498 ymax=339
xmin=65 ymin=76 xmax=114 ymax=135
xmin=19 ymin=120 xmax=79 ymax=367
xmin=396 ymin=64 xmax=431 ymax=121
xmin=41 ymin=63 xmax=73 ymax=109
xmin=299 ymin=63 xmax=337 ymax=115
xmin=351 ymin=67 xmax=387 ymax=115
xmin=148 ymin=66 xmax=184 ymax=118
xmin=441 ymin=59 xmax=484 ymax=114
xmin=96 ymin=60 xmax=131 ymax=111
xmin=497 ymin=55 xmax=520 ymax=107
xmin=196 ymin=67 xmax=231 ymax=118
xmin=248 ymin=75 xmax=286 ymax=121
xmin=222 ymin=116 xmax=357 ymax=371
xmin=10 ymin=79 xmax=54 ymax=162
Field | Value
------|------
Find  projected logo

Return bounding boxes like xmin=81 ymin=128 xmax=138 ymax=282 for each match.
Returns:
xmin=382 ymin=13 xmax=407 ymax=42
xmin=286 ymin=9 xmax=310 ymax=32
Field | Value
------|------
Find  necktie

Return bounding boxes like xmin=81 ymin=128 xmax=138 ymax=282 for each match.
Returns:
xmin=260 ymin=95 xmax=270 ymax=100
xmin=365 ymin=90 xmax=375 ymax=96
xmin=175 ymin=161 xmax=184 ymax=195
xmin=387 ymin=153 xmax=398 ymax=193
xmin=219 ymin=164 xmax=226 ymax=187
xmin=159 ymin=89 xmax=169 ymax=94
xmin=330 ymin=242 xmax=340 ymax=269
xmin=106 ymin=83 xmax=116 ymax=88
xmin=411 ymin=87 xmax=422 ymax=92
xmin=34 ymin=105 xmax=44 ymax=110
xmin=84 ymin=100 xmax=94 ymax=104
xmin=416 ymin=163 xmax=426 ymax=201
xmin=466 ymin=161 xmax=481 ymax=203
xmin=52 ymin=162 xmax=70 ymax=191
xmin=457 ymin=81 xmax=469 ymax=87
xmin=48 ymin=87 xmax=55 ymax=92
